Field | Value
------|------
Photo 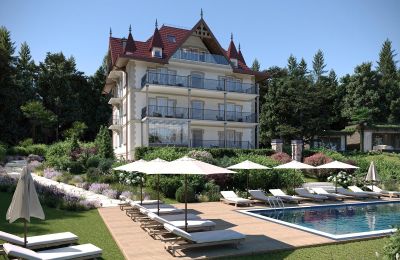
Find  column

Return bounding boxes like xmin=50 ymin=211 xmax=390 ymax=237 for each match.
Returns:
xmin=291 ymin=139 xmax=303 ymax=161
xmin=271 ymin=139 xmax=283 ymax=153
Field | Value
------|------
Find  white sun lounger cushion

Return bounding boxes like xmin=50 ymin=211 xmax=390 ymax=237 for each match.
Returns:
xmin=132 ymin=200 xmax=161 ymax=205
xmin=147 ymin=212 xmax=200 ymax=221
xmin=220 ymin=191 xmax=239 ymax=199
xmin=148 ymin=213 xmax=215 ymax=229
xmin=367 ymin=186 xmax=400 ymax=195
xmin=269 ymin=189 xmax=286 ymax=196
xmin=0 ymin=231 xmax=78 ymax=247
xmin=3 ymin=243 xmax=102 ymax=260
xmin=164 ymin=224 xmax=245 ymax=243
xmin=140 ymin=207 xmax=183 ymax=215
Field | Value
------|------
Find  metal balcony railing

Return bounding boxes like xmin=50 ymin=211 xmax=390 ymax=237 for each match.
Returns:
xmin=148 ymin=139 xmax=253 ymax=149
xmin=141 ymin=72 xmax=258 ymax=94
xmin=142 ymin=106 xmax=256 ymax=123
xmin=171 ymin=49 xmax=230 ymax=66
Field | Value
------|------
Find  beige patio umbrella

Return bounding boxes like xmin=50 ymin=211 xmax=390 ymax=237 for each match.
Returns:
xmin=113 ymin=159 xmax=148 ymax=204
xmin=365 ymin=161 xmax=380 ymax=191
xmin=227 ymin=160 xmax=270 ymax=198
xmin=145 ymin=156 xmax=236 ymax=231
xmin=274 ymin=160 xmax=315 ymax=192
xmin=139 ymin=158 xmax=168 ymax=215
xmin=316 ymin=160 xmax=359 ymax=193
xmin=6 ymin=166 xmax=45 ymax=247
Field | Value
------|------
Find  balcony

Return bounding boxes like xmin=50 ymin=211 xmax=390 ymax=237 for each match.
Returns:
xmin=108 ymin=97 xmax=122 ymax=106
xmin=142 ymin=105 xmax=256 ymax=123
xmin=171 ymin=49 xmax=230 ymax=66
xmin=149 ymin=140 xmax=254 ymax=149
xmin=108 ymin=116 xmax=123 ymax=131
xmin=141 ymin=71 xmax=258 ymax=94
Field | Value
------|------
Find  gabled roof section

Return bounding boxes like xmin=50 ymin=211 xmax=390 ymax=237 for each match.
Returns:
xmin=227 ymin=37 xmax=239 ymax=60
xmin=148 ymin=27 xmax=164 ymax=50
xmin=238 ymin=44 xmax=246 ymax=65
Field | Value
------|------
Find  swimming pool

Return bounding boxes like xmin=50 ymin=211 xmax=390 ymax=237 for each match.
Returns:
xmin=240 ymin=201 xmax=400 ymax=240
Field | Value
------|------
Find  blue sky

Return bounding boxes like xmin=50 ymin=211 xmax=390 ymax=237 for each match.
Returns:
xmin=1 ymin=0 xmax=399 ymax=77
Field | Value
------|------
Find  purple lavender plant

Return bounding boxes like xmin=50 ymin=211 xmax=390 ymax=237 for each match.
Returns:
xmin=43 ymin=168 xmax=63 ymax=180
xmin=88 ymin=183 xmax=110 ymax=194
xmin=102 ymin=189 xmax=119 ymax=199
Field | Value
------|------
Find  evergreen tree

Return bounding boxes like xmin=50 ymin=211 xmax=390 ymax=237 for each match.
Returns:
xmin=287 ymin=55 xmax=298 ymax=76
xmin=95 ymin=125 xmax=114 ymax=159
xmin=312 ymin=49 xmax=327 ymax=81
xmin=251 ymin=58 xmax=260 ymax=71
xmin=298 ymin=58 xmax=308 ymax=77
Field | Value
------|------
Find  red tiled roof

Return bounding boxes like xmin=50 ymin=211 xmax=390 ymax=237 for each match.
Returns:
xmin=108 ymin=20 xmax=261 ymax=77
xmin=227 ymin=40 xmax=239 ymax=60
xmin=238 ymin=49 xmax=246 ymax=66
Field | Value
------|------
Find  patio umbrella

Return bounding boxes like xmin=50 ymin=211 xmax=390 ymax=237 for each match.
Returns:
xmin=365 ymin=161 xmax=380 ymax=191
xmin=6 ymin=166 xmax=45 ymax=247
xmin=274 ymin=160 xmax=315 ymax=192
xmin=316 ymin=161 xmax=359 ymax=193
xmin=227 ymin=160 xmax=270 ymax=198
xmin=146 ymin=156 xmax=236 ymax=231
xmin=140 ymin=158 xmax=168 ymax=215
xmin=113 ymin=159 xmax=148 ymax=204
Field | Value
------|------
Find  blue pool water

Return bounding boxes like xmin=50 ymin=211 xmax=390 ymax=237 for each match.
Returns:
xmin=243 ymin=202 xmax=400 ymax=239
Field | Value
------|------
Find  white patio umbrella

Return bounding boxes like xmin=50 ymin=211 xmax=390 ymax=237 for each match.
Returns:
xmin=140 ymin=158 xmax=168 ymax=215
xmin=228 ymin=160 xmax=270 ymax=198
xmin=316 ymin=160 xmax=359 ymax=193
xmin=274 ymin=160 xmax=315 ymax=192
xmin=145 ymin=156 xmax=236 ymax=231
xmin=113 ymin=159 xmax=148 ymax=204
xmin=365 ymin=161 xmax=380 ymax=191
xmin=6 ymin=166 xmax=45 ymax=247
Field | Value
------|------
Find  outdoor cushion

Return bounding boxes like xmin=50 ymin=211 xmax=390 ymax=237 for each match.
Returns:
xmin=349 ymin=186 xmax=381 ymax=196
xmin=164 ymin=224 xmax=193 ymax=241
xmin=220 ymin=191 xmax=239 ymax=199
xmin=3 ymin=243 xmax=102 ymax=260
xmin=159 ymin=214 xmax=201 ymax=221
xmin=295 ymin=188 xmax=328 ymax=200
xmin=249 ymin=190 xmax=268 ymax=200
xmin=367 ymin=186 xmax=400 ymax=195
xmin=0 ymin=231 xmax=78 ymax=248
xmin=140 ymin=207 xmax=183 ymax=215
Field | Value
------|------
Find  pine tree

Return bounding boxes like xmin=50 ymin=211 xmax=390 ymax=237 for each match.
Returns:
xmin=312 ymin=49 xmax=327 ymax=81
xmin=251 ymin=58 xmax=260 ymax=71
xmin=377 ymin=39 xmax=397 ymax=77
xmin=287 ymin=55 xmax=298 ymax=76
xmin=298 ymin=58 xmax=308 ymax=77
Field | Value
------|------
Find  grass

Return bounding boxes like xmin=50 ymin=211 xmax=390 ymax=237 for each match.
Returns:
xmin=228 ymin=238 xmax=387 ymax=260
xmin=0 ymin=191 xmax=124 ymax=260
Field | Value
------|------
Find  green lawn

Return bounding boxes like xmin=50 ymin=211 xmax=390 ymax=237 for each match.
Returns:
xmin=0 ymin=192 xmax=124 ymax=260
xmin=228 ymin=238 xmax=387 ymax=260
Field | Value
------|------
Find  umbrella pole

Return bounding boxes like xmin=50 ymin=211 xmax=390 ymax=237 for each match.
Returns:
xmin=24 ymin=219 xmax=27 ymax=248
xmin=157 ymin=174 xmax=160 ymax=215
xmin=185 ymin=174 xmax=188 ymax=232
xmin=140 ymin=174 xmax=143 ymax=205
xmin=246 ymin=170 xmax=249 ymax=198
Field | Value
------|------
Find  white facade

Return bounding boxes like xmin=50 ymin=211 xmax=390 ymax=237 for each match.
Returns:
xmin=106 ymin=33 xmax=260 ymax=159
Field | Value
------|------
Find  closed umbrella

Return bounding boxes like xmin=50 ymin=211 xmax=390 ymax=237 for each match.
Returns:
xmin=316 ymin=160 xmax=359 ymax=193
xmin=228 ymin=160 xmax=270 ymax=198
xmin=113 ymin=159 xmax=148 ymax=204
xmin=365 ymin=161 xmax=380 ymax=191
xmin=274 ymin=160 xmax=315 ymax=192
xmin=6 ymin=166 xmax=45 ymax=247
xmin=146 ymin=156 xmax=235 ymax=231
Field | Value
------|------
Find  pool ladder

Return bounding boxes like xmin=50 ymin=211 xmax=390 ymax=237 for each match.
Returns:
xmin=267 ymin=196 xmax=285 ymax=209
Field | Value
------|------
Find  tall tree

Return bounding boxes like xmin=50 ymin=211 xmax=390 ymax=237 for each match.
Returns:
xmin=287 ymin=55 xmax=298 ymax=76
xmin=312 ymin=49 xmax=327 ymax=81
xmin=251 ymin=58 xmax=260 ymax=72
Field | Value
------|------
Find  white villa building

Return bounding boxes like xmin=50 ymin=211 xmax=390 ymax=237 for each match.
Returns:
xmin=103 ymin=16 xmax=267 ymax=159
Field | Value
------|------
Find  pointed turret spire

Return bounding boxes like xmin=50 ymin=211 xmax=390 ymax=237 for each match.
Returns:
xmin=155 ymin=19 xmax=158 ymax=29
xmin=109 ymin=27 xmax=112 ymax=37
xmin=200 ymin=8 xmax=203 ymax=19
xmin=237 ymin=42 xmax=246 ymax=65
xmin=149 ymin=21 xmax=164 ymax=51
xmin=227 ymin=33 xmax=238 ymax=59
xmin=124 ymin=24 xmax=136 ymax=54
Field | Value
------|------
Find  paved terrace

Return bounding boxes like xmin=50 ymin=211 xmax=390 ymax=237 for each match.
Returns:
xmin=98 ymin=198 xmax=399 ymax=259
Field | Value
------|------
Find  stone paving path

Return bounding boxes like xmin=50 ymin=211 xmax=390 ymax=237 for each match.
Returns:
xmin=4 ymin=160 xmax=121 ymax=208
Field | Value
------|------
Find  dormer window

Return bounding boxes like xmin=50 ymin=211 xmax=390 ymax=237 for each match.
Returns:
xmin=167 ymin=35 xmax=176 ymax=43
xmin=152 ymin=47 xmax=162 ymax=58
xmin=230 ymin=58 xmax=238 ymax=68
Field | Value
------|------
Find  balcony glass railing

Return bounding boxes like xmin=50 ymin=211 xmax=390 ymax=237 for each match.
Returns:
xmin=171 ymin=49 xmax=230 ymax=66
xmin=141 ymin=72 xmax=257 ymax=94
xmin=109 ymin=116 xmax=122 ymax=126
xmin=142 ymin=106 xmax=256 ymax=123
xmin=149 ymin=140 xmax=253 ymax=149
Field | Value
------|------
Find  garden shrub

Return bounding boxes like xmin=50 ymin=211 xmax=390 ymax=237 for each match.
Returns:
xmin=45 ymin=141 xmax=72 ymax=169
xmin=95 ymin=125 xmax=114 ymax=159
xmin=86 ymin=167 xmax=102 ymax=182
xmin=0 ymin=143 xmax=6 ymax=162
xmin=187 ymin=150 xmax=215 ymax=164
xmin=86 ymin=155 xmax=101 ymax=168
xmin=201 ymin=181 xmax=220 ymax=202
xmin=327 ymin=171 xmax=353 ymax=188
xmin=271 ymin=152 xmax=292 ymax=164
xmin=67 ymin=161 xmax=85 ymax=174
xmin=146 ymin=175 xmax=182 ymax=198
xmin=98 ymin=158 xmax=114 ymax=173
xmin=303 ymin=152 xmax=333 ymax=180
xmin=175 ymin=185 xmax=196 ymax=203
xmin=383 ymin=229 xmax=400 ymax=260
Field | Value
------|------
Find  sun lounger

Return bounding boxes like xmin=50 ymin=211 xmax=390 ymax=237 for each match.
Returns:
xmin=336 ymin=187 xmax=370 ymax=199
xmin=295 ymin=188 xmax=328 ymax=201
xmin=311 ymin=188 xmax=348 ymax=201
xmin=163 ymin=223 xmax=245 ymax=256
xmin=119 ymin=198 xmax=162 ymax=210
xmin=269 ymin=189 xmax=305 ymax=204
xmin=2 ymin=242 xmax=102 ymax=260
xmin=143 ymin=212 xmax=216 ymax=236
xmin=348 ymin=186 xmax=381 ymax=198
xmin=220 ymin=191 xmax=252 ymax=207
xmin=248 ymin=190 xmax=283 ymax=206
xmin=0 ymin=231 xmax=78 ymax=250
xmin=366 ymin=185 xmax=400 ymax=198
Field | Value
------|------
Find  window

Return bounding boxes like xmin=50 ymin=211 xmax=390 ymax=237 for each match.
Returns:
xmin=167 ymin=35 xmax=176 ymax=43
xmin=191 ymin=100 xmax=203 ymax=120
xmin=154 ymin=50 xmax=162 ymax=58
